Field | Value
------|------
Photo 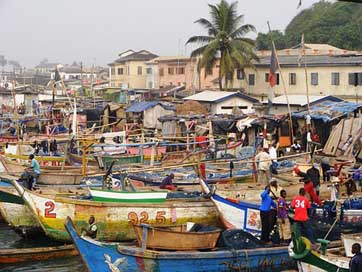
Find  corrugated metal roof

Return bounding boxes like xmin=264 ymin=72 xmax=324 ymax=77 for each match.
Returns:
xmin=292 ymin=101 xmax=362 ymax=122
xmin=262 ymin=95 xmax=342 ymax=106
xmin=184 ymin=90 xmax=259 ymax=103
xmin=126 ymin=101 xmax=175 ymax=113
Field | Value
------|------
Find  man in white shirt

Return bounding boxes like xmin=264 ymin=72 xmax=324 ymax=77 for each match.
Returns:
xmin=255 ymin=148 xmax=272 ymax=184
xmin=269 ymin=143 xmax=278 ymax=175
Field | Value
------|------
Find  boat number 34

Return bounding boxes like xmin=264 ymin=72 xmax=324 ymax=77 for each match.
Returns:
xmin=44 ymin=201 xmax=57 ymax=218
xmin=128 ymin=211 xmax=167 ymax=224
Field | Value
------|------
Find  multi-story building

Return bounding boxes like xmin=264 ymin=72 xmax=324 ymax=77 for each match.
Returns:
xmin=108 ymin=50 xmax=158 ymax=89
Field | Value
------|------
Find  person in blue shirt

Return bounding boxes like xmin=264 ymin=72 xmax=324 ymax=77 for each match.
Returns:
xmin=260 ymin=185 xmax=277 ymax=244
xmin=28 ymin=154 xmax=40 ymax=189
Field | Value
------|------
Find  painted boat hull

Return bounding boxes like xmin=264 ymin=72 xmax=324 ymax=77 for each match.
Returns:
xmin=199 ymin=178 xmax=261 ymax=233
xmin=0 ymin=245 xmax=78 ymax=264
xmin=0 ymin=187 xmax=41 ymax=236
xmin=341 ymin=233 xmax=362 ymax=257
xmin=101 ymin=155 xmax=142 ymax=168
xmin=89 ymin=188 xmax=168 ymax=203
xmin=133 ymin=224 xmax=221 ymax=250
xmin=11 ymin=180 xmax=218 ymax=242
xmin=65 ymin=217 xmax=295 ymax=272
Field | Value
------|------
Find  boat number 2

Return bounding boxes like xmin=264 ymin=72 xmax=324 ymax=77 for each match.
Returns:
xmin=44 ymin=201 xmax=57 ymax=218
xmin=128 ymin=211 xmax=166 ymax=224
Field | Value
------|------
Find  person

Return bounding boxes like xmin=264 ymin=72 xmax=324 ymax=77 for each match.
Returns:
xmin=307 ymin=129 xmax=312 ymax=153
xmin=291 ymin=188 xmax=315 ymax=243
xmin=277 ymin=189 xmax=291 ymax=244
xmin=255 ymin=148 xmax=272 ymax=185
xmin=269 ymin=179 xmax=282 ymax=234
xmin=350 ymin=243 xmax=362 ymax=272
xmin=259 ymin=185 xmax=277 ymax=244
xmin=321 ymin=156 xmax=331 ymax=182
xmin=307 ymin=163 xmax=321 ymax=196
xmin=291 ymin=140 xmax=301 ymax=153
xmin=301 ymin=128 xmax=307 ymax=152
xmin=160 ymin=173 xmax=176 ymax=191
xmin=269 ymin=143 xmax=278 ymax=175
xmin=302 ymin=175 xmax=322 ymax=206
xmin=81 ymin=215 xmax=98 ymax=239
xmin=28 ymin=154 xmax=40 ymax=188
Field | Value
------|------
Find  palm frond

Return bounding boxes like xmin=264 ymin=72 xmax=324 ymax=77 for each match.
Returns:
xmin=190 ymin=45 xmax=208 ymax=57
xmin=230 ymin=24 xmax=256 ymax=39
xmin=194 ymin=18 xmax=217 ymax=36
xmin=186 ymin=36 xmax=213 ymax=45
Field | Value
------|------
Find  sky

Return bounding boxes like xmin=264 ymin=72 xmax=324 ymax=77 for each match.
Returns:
xmin=0 ymin=0 xmax=325 ymax=68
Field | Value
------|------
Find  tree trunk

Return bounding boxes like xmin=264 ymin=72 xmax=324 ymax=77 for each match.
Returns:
xmin=218 ymin=65 xmax=223 ymax=91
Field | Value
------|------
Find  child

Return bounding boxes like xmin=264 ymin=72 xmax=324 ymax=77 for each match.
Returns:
xmin=277 ymin=189 xmax=291 ymax=244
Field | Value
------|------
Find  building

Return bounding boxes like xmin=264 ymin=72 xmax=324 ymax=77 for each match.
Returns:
xmin=184 ymin=90 xmax=259 ymax=115
xmin=108 ymin=50 xmax=158 ymax=89
xmin=34 ymin=60 xmax=61 ymax=74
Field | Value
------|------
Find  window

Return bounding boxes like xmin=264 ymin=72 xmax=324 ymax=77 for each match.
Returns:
xmin=111 ymin=68 xmax=115 ymax=75
xmin=265 ymin=73 xmax=269 ymax=82
xmin=289 ymin=73 xmax=297 ymax=85
xmin=275 ymin=73 xmax=280 ymax=85
xmin=206 ymin=69 xmax=213 ymax=76
xmin=117 ymin=68 xmax=123 ymax=75
xmin=331 ymin=72 xmax=340 ymax=86
xmin=236 ymin=69 xmax=244 ymax=80
xmin=176 ymin=67 xmax=185 ymax=74
xmin=146 ymin=68 xmax=152 ymax=75
xmin=248 ymin=74 xmax=255 ymax=86
xmin=137 ymin=66 xmax=142 ymax=75
xmin=311 ymin=73 xmax=318 ymax=85
xmin=159 ymin=68 xmax=164 ymax=77
xmin=226 ymin=72 xmax=233 ymax=80
xmin=349 ymin=73 xmax=362 ymax=86
xmin=168 ymin=67 xmax=174 ymax=75
xmin=148 ymin=82 xmax=153 ymax=88
xmin=221 ymin=106 xmax=248 ymax=110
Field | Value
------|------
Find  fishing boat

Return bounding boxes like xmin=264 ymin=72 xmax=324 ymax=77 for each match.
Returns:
xmin=65 ymin=217 xmax=295 ymax=272
xmin=341 ymin=233 xmax=362 ymax=257
xmin=0 ymin=186 xmax=41 ymax=236
xmin=289 ymin=224 xmax=350 ymax=272
xmin=199 ymin=178 xmax=261 ymax=233
xmin=89 ymin=188 xmax=168 ymax=203
xmin=133 ymin=223 xmax=221 ymax=250
xmin=0 ymin=245 xmax=78 ymax=264
xmin=10 ymin=179 xmax=218 ymax=242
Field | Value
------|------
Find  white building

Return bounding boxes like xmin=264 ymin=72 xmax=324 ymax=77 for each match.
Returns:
xmin=184 ymin=90 xmax=259 ymax=115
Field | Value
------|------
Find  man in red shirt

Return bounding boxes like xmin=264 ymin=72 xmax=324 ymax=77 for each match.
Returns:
xmin=291 ymin=188 xmax=315 ymax=243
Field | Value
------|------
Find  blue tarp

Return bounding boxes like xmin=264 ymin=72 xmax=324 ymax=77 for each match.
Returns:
xmin=126 ymin=101 xmax=175 ymax=113
xmin=292 ymin=101 xmax=362 ymax=122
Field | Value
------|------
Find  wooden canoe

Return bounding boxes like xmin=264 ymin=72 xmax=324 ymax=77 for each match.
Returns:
xmin=0 ymin=245 xmax=78 ymax=264
xmin=89 ymin=188 xmax=168 ymax=203
xmin=341 ymin=233 xmax=362 ymax=257
xmin=133 ymin=223 xmax=221 ymax=250
xmin=10 ymin=178 xmax=219 ymax=242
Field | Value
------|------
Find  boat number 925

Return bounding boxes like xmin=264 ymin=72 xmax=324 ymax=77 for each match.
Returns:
xmin=128 ymin=211 xmax=166 ymax=224
xmin=44 ymin=201 xmax=57 ymax=218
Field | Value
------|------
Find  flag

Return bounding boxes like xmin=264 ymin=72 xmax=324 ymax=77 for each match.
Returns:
xmin=298 ymin=33 xmax=304 ymax=67
xmin=268 ymin=47 xmax=278 ymax=88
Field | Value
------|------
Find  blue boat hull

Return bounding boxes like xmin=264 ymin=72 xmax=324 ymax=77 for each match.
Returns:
xmin=65 ymin=217 xmax=296 ymax=272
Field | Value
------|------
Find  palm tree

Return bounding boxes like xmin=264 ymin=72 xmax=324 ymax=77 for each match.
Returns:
xmin=187 ymin=0 xmax=259 ymax=91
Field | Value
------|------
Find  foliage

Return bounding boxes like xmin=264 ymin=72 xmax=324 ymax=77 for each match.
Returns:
xmin=256 ymin=1 xmax=362 ymax=50
xmin=256 ymin=30 xmax=286 ymax=50
xmin=187 ymin=0 xmax=259 ymax=90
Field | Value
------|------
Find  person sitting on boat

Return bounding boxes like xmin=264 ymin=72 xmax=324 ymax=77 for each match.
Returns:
xmin=291 ymin=140 xmax=301 ymax=153
xmin=81 ymin=215 xmax=98 ymax=239
xmin=27 ymin=154 xmax=40 ymax=189
xmin=291 ymin=188 xmax=315 ymax=244
xmin=350 ymin=243 xmax=362 ymax=272
xmin=277 ymin=189 xmax=291 ymax=244
xmin=259 ymin=184 xmax=277 ymax=244
xmin=307 ymin=163 xmax=321 ymax=196
xmin=160 ymin=173 xmax=176 ymax=191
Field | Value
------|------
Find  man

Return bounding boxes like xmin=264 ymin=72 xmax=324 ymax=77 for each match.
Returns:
xmin=259 ymin=185 xmax=277 ymax=244
xmin=277 ymin=189 xmax=291 ymax=244
xmin=291 ymin=140 xmax=301 ymax=153
xmin=302 ymin=175 xmax=322 ymax=206
xmin=269 ymin=179 xmax=283 ymax=229
xmin=255 ymin=148 xmax=272 ymax=185
xmin=350 ymin=243 xmax=362 ymax=272
xmin=291 ymin=188 xmax=315 ymax=243
xmin=81 ymin=215 xmax=98 ymax=239
xmin=307 ymin=163 xmax=321 ymax=196
xmin=269 ymin=143 xmax=278 ymax=175
xmin=28 ymin=154 xmax=40 ymax=188
xmin=160 ymin=173 xmax=176 ymax=191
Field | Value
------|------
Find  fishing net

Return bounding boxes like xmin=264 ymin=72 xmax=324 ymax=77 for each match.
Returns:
xmin=220 ymin=229 xmax=263 ymax=250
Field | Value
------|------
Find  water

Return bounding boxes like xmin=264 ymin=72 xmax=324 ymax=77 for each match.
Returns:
xmin=0 ymin=223 xmax=85 ymax=272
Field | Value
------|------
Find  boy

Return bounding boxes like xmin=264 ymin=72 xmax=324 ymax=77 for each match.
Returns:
xmin=277 ymin=189 xmax=291 ymax=244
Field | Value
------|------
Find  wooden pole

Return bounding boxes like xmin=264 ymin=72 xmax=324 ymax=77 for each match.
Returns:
xmin=267 ymin=21 xmax=294 ymax=141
